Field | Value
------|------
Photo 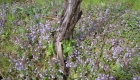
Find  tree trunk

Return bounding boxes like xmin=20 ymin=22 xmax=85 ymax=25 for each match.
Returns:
xmin=54 ymin=0 xmax=82 ymax=76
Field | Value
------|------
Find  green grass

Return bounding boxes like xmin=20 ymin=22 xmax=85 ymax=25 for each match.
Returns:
xmin=81 ymin=0 xmax=140 ymax=11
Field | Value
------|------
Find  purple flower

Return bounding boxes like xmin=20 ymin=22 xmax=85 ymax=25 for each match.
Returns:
xmin=133 ymin=77 xmax=137 ymax=80
xmin=14 ymin=60 xmax=25 ymax=70
xmin=112 ymin=46 xmax=122 ymax=58
xmin=65 ymin=60 xmax=72 ymax=68
xmin=45 ymin=20 xmax=51 ymax=30
xmin=74 ymin=62 xmax=77 ymax=68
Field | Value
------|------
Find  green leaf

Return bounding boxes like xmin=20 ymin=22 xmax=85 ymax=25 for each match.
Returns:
xmin=116 ymin=62 xmax=121 ymax=71
xmin=100 ymin=2 xmax=106 ymax=7
xmin=87 ymin=64 xmax=91 ymax=71
xmin=65 ymin=46 xmax=72 ymax=53
xmin=18 ymin=27 xmax=24 ymax=33
xmin=46 ymin=50 xmax=51 ymax=56
xmin=46 ymin=42 xmax=54 ymax=56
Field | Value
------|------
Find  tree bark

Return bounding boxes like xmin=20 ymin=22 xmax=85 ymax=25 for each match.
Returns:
xmin=54 ymin=0 xmax=82 ymax=76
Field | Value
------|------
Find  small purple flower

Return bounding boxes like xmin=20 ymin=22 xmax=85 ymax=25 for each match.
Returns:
xmin=45 ymin=34 xmax=49 ymax=40
xmin=131 ymin=48 xmax=135 ymax=53
xmin=104 ymin=65 xmax=109 ymax=72
xmin=111 ymin=39 xmax=115 ymax=46
xmin=45 ymin=20 xmax=51 ymax=30
xmin=112 ymin=46 xmax=122 ymax=58
xmin=66 ymin=62 xmax=71 ymax=68
xmin=74 ymin=62 xmax=77 ymax=68
xmin=138 ymin=76 xmax=140 ymax=80
xmin=133 ymin=77 xmax=137 ymax=80
xmin=39 ymin=73 xmax=44 ymax=78
xmin=59 ymin=69 xmax=63 ymax=73
xmin=15 ymin=60 xmax=25 ymax=71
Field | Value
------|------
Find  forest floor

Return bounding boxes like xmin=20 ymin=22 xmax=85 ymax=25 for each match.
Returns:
xmin=0 ymin=0 xmax=140 ymax=80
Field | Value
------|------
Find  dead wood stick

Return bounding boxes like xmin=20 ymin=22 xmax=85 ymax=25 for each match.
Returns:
xmin=54 ymin=0 xmax=82 ymax=76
